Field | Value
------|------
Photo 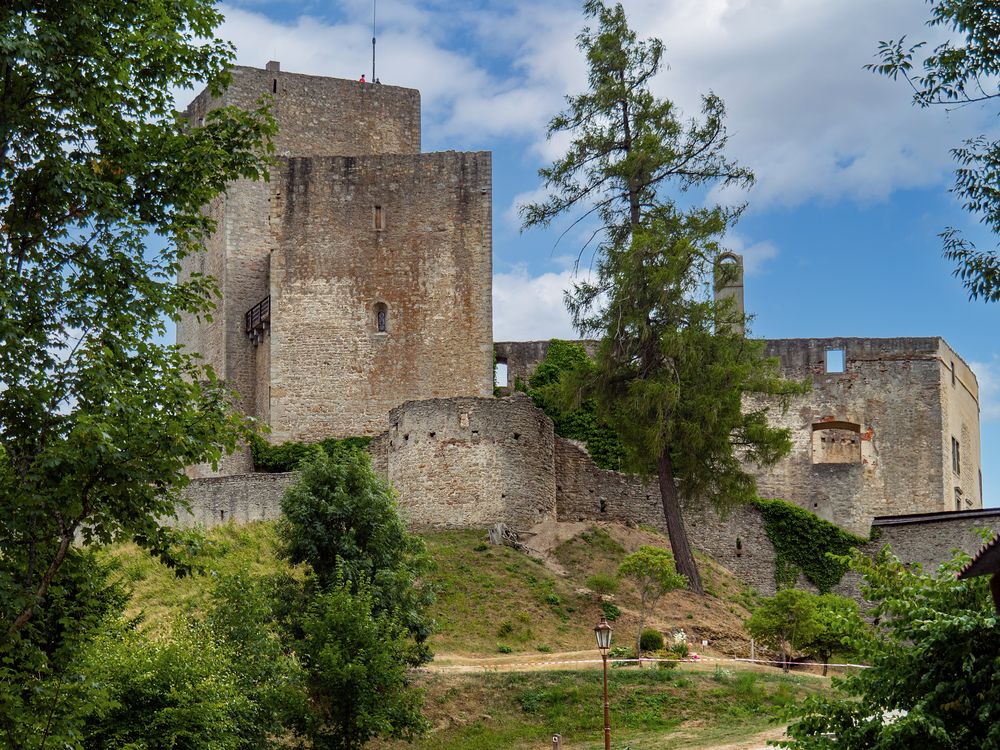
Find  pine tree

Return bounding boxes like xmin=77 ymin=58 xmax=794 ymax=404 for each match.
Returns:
xmin=522 ymin=0 xmax=803 ymax=592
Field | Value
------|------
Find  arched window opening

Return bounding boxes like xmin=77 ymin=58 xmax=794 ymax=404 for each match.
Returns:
xmin=374 ymin=302 xmax=388 ymax=333
xmin=811 ymin=420 xmax=862 ymax=464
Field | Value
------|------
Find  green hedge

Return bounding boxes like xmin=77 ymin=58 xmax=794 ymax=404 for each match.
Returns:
xmin=752 ymin=498 xmax=866 ymax=592
xmin=250 ymin=434 xmax=372 ymax=473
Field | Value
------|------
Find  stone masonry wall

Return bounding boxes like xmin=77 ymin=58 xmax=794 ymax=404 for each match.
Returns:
xmin=938 ymin=340 xmax=983 ymax=509
xmin=493 ymin=340 xmax=598 ymax=394
xmin=183 ymin=65 xmax=420 ymax=158
xmin=384 ymin=395 xmax=556 ymax=530
xmin=175 ymin=472 xmax=296 ymax=528
xmin=267 ymin=152 xmax=493 ymax=442
xmin=497 ymin=337 xmax=980 ymax=536
xmin=753 ymin=337 xmax=976 ymax=534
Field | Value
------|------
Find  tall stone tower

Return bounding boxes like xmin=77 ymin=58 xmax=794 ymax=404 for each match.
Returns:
xmin=178 ymin=64 xmax=494 ymax=475
xmin=713 ymin=252 xmax=745 ymax=335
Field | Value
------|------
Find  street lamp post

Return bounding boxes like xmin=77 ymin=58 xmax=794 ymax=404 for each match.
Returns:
xmin=594 ymin=615 xmax=613 ymax=750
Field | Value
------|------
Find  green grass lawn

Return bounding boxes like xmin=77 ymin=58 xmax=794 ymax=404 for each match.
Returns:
xmin=377 ymin=666 xmax=831 ymax=750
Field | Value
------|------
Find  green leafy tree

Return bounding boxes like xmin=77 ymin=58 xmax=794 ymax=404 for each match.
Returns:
xmin=521 ymin=0 xmax=803 ymax=593
xmin=297 ymin=580 xmax=428 ymax=750
xmin=745 ymin=588 xmax=821 ymax=673
xmin=276 ymin=449 xmax=432 ymax=747
xmin=618 ymin=546 xmax=686 ymax=659
xmin=869 ymin=0 xmax=1000 ymax=301
xmin=78 ymin=621 xmax=254 ymax=750
xmin=205 ymin=573 xmax=310 ymax=749
xmin=0 ymin=551 xmax=125 ymax=748
xmin=799 ymin=593 xmax=866 ymax=677
xmin=277 ymin=449 xmax=433 ymax=655
xmin=0 ymin=0 xmax=275 ymax=650
xmin=783 ymin=545 xmax=1000 ymax=748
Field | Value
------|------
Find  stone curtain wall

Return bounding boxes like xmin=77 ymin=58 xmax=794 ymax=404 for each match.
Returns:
xmin=175 ymin=472 xmax=296 ymax=529
xmin=496 ymin=337 xmax=980 ymax=536
xmin=867 ymin=509 xmax=1000 ymax=572
xmin=555 ymin=438 xmax=662 ymax=526
xmin=383 ymin=395 xmax=557 ymax=530
xmin=267 ymin=151 xmax=493 ymax=442
xmin=175 ymin=394 xmax=997 ymax=603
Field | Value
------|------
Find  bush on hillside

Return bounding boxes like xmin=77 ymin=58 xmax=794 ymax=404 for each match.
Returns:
xmin=639 ymin=628 xmax=665 ymax=653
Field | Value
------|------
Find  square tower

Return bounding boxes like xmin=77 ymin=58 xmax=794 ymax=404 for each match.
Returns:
xmin=177 ymin=65 xmax=493 ymax=475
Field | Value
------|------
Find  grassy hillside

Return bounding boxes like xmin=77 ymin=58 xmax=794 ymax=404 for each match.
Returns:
xmin=101 ymin=521 xmax=836 ymax=748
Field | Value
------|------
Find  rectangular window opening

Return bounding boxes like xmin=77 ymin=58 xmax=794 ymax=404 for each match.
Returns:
xmin=374 ymin=205 xmax=384 ymax=231
xmin=825 ymin=348 xmax=845 ymax=373
xmin=951 ymin=361 xmax=956 ymax=387
xmin=494 ymin=360 xmax=509 ymax=388
xmin=952 ymin=436 xmax=961 ymax=475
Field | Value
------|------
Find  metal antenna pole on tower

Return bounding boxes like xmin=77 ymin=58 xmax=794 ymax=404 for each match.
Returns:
xmin=372 ymin=0 xmax=377 ymax=81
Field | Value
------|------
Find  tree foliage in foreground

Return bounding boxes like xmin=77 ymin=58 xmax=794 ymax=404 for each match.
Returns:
xmin=782 ymin=544 xmax=1000 ymax=748
xmin=276 ymin=450 xmax=432 ymax=747
xmin=521 ymin=0 xmax=803 ymax=594
xmin=0 ymin=0 xmax=274 ymax=641
xmin=870 ymin=0 xmax=1000 ymax=302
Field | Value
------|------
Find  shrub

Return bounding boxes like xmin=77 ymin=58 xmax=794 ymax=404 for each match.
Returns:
xmin=639 ymin=628 xmax=664 ymax=653
xmin=586 ymin=572 xmax=621 ymax=596
xmin=600 ymin=601 xmax=622 ymax=621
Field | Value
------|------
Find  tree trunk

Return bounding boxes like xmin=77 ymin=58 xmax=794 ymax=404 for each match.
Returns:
xmin=822 ymin=659 xmax=829 ymax=677
xmin=655 ymin=451 xmax=704 ymax=595
xmin=782 ymin=651 xmax=790 ymax=674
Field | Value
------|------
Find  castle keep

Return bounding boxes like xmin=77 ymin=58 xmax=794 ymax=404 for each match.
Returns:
xmin=178 ymin=64 xmax=493 ymax=475
xmin=178 ymin=65 xmax=992 ymax=588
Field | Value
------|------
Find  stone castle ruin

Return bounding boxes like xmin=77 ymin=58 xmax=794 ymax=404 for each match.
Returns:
xmin=177 ymin=65 xmax=994 ymax=594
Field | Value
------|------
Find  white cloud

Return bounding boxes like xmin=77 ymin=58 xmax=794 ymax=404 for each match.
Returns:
xmin=724 ymin=234 xmax=779 ymax=275
xmin=211 ymin=0 xmax=987 ymax=210
xmin=493 ymin=265 xmax=582 ymax=341
xmin=971 ymin=356 xmax=1000 ymax=422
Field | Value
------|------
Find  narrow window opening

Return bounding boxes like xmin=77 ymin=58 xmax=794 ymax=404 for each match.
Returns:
xmin=272 ymin=78 xmax=277 ymax=93
xmin=825 ymin=348 xmax=845 ymax=373
xmin=373 ymin=302 xmax=388 ymax=333
xmin=494 ymin=359 xmax=508 ymax=388
xmin=373 ymin=205 xmax=384 ymax=230
xmin=952 ymin=436 xmax=961 ymax=475
xmin=951 ymin=361 xmax=956 ymax=387
xmin=955 ymin=487 xmax=963 ymax=511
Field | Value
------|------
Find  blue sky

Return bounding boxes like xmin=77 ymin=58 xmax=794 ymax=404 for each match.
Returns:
xmin=196 ymin=0 xmax=1000 ymax=505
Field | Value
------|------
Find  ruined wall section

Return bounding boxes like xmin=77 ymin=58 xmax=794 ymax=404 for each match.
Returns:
xmin=175 ymin=472 xmax=296 ymax=528
xmin=384 ymin=396 xmax=556 ymax=530
xmin=493 ymin=340 xmax=599 ymax=394
xmin=754 ymin=338 xmax=950 ymax=534
xmin=937 ymin=340 xmax=982 ymax=510
xmin=267 ymin=152 xmax=493 ymax=441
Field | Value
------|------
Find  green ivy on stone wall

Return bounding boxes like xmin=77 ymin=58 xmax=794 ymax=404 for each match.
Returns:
xmin=752 ymin=498 xmax=867 ymax=592
xmin=527 ymin=340 xmax=627 ymax=471
xmin=250 ymin=434 xmax=372 ymax=473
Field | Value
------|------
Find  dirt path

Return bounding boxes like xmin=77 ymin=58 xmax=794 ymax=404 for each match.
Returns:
xmin=425 ymin=649 xmax=829 ymax=680
xmin=693 ymin=726 xmax=787 ymax=750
